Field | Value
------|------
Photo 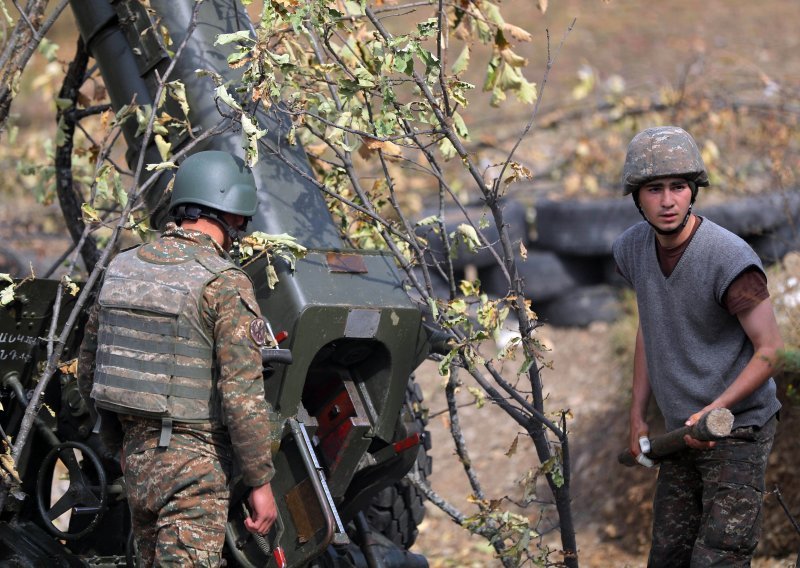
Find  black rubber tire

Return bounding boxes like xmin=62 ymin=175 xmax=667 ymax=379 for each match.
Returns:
xmin=746 ymin=222 xmax=800 ymax=265
xmin=416 ymin=199 xmax=530 ymax=272
xmin=364 ymin=380 xmax=431 ymax=549
xmin=534 ymin=197 xmax=641 ymax=256
xmin=534 ymin=192 xmax=800 ymax=257
xmin=536 ymin=284 xmax=621 ymax=328
xmin=481 ymin=250 xmax=604 ymax=302
xmin=699 ymin=191 xmax=800 ymax=237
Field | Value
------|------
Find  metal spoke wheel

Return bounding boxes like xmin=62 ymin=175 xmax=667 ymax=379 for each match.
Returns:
xmin=36 ymin=441 xmax=109 ymax=540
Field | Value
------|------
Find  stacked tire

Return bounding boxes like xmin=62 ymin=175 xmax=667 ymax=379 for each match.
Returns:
xmin=414 ymin=191 xmax=800 ymax=327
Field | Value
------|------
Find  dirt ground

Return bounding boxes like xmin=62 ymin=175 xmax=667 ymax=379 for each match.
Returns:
xmin=411 ymin=320 xmax=800 ymax=567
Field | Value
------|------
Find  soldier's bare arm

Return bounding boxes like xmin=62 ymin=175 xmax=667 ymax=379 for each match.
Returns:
xmin=629 ymin=323 xmax=652 ymax=458
xmin=683 ymin=297 xmax=783 ymax=448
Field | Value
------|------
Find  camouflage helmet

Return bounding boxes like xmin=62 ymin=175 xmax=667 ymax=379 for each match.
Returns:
xmin=621 ymin=126 xmax=710 ymax=195
xmin=170 ymin=151 xmax=258 ymax=217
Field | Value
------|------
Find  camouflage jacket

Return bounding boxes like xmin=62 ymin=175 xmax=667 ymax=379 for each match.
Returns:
xmin=78 ymin=223 xmax=275 ymax=486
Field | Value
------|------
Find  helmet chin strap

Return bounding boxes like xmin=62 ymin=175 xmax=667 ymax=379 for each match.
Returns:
xmin=173 ymin=205 xmax=245 ymax=261
xmin=206 ymin=212 xmax=245 ymax=261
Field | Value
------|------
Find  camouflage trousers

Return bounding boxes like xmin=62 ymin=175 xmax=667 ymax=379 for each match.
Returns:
xmin=125 ymin=439 xmax=232 ymax=567
xmin=648 ymin=414 xmax=777 ymax=568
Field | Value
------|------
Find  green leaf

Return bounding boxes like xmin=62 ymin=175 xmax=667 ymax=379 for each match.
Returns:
xmin=227 ymin=50 xmax=250 ymax=66
xmin=214 ymin=30 xmax=252 ymax=46
xmin=451 ymin=45 xmax=470 ymax=75
xmin=497 ymin=63 xmax=523 ymax=91
xmin=55 ymin=116 xmax=68 ymax=147
xmin=515 ymin=78 xmax=538 ymax=105
xmin=215 ymin=85 xmax=242 ymax=111
xmin=55 ymin=97 xmax=73 ymax=111
xmin=0 ymin=3 xmax=12 ymax=25
xmin=541 ymin=455 xmax=564 ymax=488
xmin=468 ymin=386 xmax=486 ymax=409
xmin=392 ymin=49 xmax=414 ymax=76
xmin=113 ymin=172 xmax=128 ymax=208
xmin=453 ymin=223 xmax=481 ymax=252
xmin=452 ymin=111 xmax=469 ymax=139
xmin=145 ymin=161 xmax=177 ymax=172
xmin=37 ymin=37 xmax=59 ymax=62
xmin=415 ymin=215 xmax=440 ymax=227
xmin=353 ymin=67 xmax=376 ymax=88
xmin=438 ymin=137 xmax=457 ymax=160
xmin=416 ymin=18 xmax=438 ymax=38
xmin=241 ymin=114 xmax=267 ymax=167
xmin=342 ymin=1 xmax=365 ymax=16
xmin=484 ymin=2 xmax=505 ymax=26
xmin=437 ymin=346 xmax=458 ymax=377
xmin=490 ymin=86 xmax=507 ymax=107
xmin=483 ymin=54 xmax=501 ymax=91
xmin=135 ymin=104 xmax=152 ymax=138
xmin=426 ymin=296 xmax=439 ymax=320
xmin=94 ymin=164 xmax=111 ymax=200
xmin=167 ymin=80 xmax=190 ymax=117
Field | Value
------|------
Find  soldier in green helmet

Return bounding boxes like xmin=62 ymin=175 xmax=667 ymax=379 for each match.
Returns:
xmin=77 ymin=150 xmax=277 ymax=566
xmin=612 ymin=126 xmax=783 ymax=567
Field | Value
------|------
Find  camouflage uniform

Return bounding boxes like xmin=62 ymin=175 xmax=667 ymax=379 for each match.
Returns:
xmin=648 ymin=416 xmax=776 ymax=568
xmin=78 ymin=223 xmax=275 ymax=567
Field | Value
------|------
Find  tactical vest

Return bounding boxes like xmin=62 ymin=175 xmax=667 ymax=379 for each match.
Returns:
xmin=92 ymin=242 xmax=239 ymax=444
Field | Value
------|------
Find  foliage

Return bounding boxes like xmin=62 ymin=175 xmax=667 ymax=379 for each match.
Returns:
xmin=240 ymin=231 xmax=308 ymax=289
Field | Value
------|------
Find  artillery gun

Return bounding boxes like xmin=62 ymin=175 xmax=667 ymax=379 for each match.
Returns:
xmin=0 ymin=1 xmax=438 ymax=565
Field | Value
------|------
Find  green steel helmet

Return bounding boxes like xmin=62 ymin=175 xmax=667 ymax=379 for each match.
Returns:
xmin=170 ymin=151 xmax=258 ymax=217
xmin=621 ymin=126 xmax=710 ymax=195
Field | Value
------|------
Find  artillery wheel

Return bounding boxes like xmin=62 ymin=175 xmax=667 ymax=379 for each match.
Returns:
xmin=364 ymin=378 xmax=432 ymax=549
xmin=35 ymin=441 xmax=108 ymax=541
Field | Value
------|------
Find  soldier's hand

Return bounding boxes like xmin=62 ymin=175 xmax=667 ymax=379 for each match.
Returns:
xmin=628 ymin=416 xmax=649 ymax=457
xmin=684 ymin=407 xmax=718 ymax=451
xmin=245 ymin=482 xmax=278 ymax=536
xmin=629 ymin=417 xmax=655 ymax=467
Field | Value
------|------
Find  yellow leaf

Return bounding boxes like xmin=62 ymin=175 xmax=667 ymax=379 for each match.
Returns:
xmin=81 ymin=203 xmax=100 ymax=223
xmin=0 ymin=454 xmax=20 ymax=483
xmin=359 ymin=137 xmax=403 ymax=158
xmin=519 ymin=241 xmax=528 ymax=261
xmin=468 ymin=386 xmax=485 ymax=409
xmin=155 ymin=134 xmax=171 ymax=161
xmin=58 ymin=358 xmax=78 ymax=375
xmin=503 ymin=23 xmax=532 ymax=43
xmin=505 ymin=433 xmax=520 ymax=457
